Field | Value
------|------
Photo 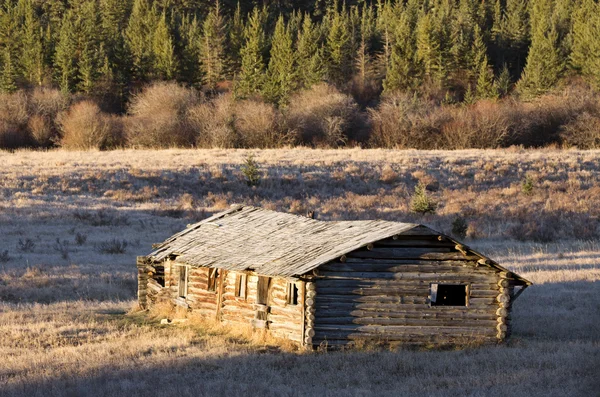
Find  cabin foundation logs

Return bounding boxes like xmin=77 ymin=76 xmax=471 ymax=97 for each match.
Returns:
xmin=136 ymin=256 xmax=148 ymax=309
xmin=304 ymin=281 xmax=316 ymax=346
xmin=496 ymin=276 xmax=511 ymax=341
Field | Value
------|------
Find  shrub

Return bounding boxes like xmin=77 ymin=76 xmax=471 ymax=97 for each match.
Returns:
xmin=521 ymin=176 xmax=534 ymax=195
xmin=28 ymin=87 xmax=69 ymax=146
xmin=73 ymin=209 xmax=129 ymax=226
xmin=52 ymin=238 xmax=70 ymax=259
xmin=368 ymin=93 xmax=448 ymax=149
xmin=241 ymin=153 xmax=261 ymax=186
xmin=75 ymin=232 xmax=88 ymax=246
xmin=0 ymin=91 xmax=31 ymax=149
xmin=0 ymin=250 xmax=10 ymax=263
xmin=191 ymin=94 xmax=239 ymax=148
xmin=234 ymin=100 xmax=292 ymax=148
xmin=284 ymin=83 xmax=364 ymax=147
xmin=451 ymin=217 xmax=468 ymax=239
xmin=192 ymin=95 xmax=292 ymax=148
xmin=126 ymin=82 xmax=201 ymax=148
xmin=559 ymin=112 xmax=600 ymax=149
xmin=59 ymin=101 xmax=123 ymax=150
xmin=441 ymin=100 xmax=515 ymax=149
xmin=28 ymin=115 xmax=54 ymax=147
xmin=17 ymin=238 xmax=35 ymax=252
xmin=97 ymin=239 xmax=128 ymax=254
xmin=410 ymin=182 xmax=437 ymax=214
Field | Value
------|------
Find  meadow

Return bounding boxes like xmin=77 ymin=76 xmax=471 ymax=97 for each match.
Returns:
xmin=0 ymin=148 xmax=598 ymax=396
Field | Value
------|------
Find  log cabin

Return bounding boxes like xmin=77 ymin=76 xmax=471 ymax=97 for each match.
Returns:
xmin=137 ymin=205 xmax=531 ymax=348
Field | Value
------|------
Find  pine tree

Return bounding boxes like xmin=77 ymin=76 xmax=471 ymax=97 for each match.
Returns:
xmin=21 ymin=0 xmax=45 ymax=86
xmin=326 ymin=2 xmax=352 ymax=85
xmin=0 ymin=0 xmax=21 ymax=91
xmin=100 ymin=0 xmax=132 ymax=99
xmin=200 ymin=1 xmax=227 ymax=90
xmin=227 ymin=1 xmax=244 ymax=77
xmin=416 ymin=11 xmax=445 ymax=87
xmin=354 ymin=5 xmax=376 ymax=93
xmin=78 ymin=1 xmax=104 ymax=93
xmin=54 ymin=10 xmax=77 ymax=93
xmin=0 ymin=48 xmax=17 ymax=92
xmin=518 ymin=19 xmax=565 ymax=97
xmin=570 ymin=0 xmax=600 ymax=88
xmin=296 ymin=13 xmax=323 ymax=89
xmin=383 ymin=6 xmax=419 ymax=92
xmin=264 ymin=15 xmax=295 ymax=105
xmin=234 ymin=7 xmax=266 ymax=98
xmin=178 ymin=14 xmax=201 ymax=85
xmin=125 ymin=0 xmax=155 ymax=81
xmin=476 ymin=58 xmax=497 ymax=99
xmin=496 ymin=63 xmax=512 ymax=97
xmin=501 ymin=0 xmax=530 ymax=75
xmin=152 ymin=10 xmax=176 ymax=80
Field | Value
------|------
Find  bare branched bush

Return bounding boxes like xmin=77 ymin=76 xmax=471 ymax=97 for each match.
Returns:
xmin=28 ymin=87 xmax=69 ymax=146
xmin=0 ymin=91 xmax=31 ymax=149
xmin=284 ymin=83 xmax=364 ymax=147
xmin=559 ymin=112 xmax=600 ymax=149
xmin=97 ymin=239 xmax=128 ymax=254
xmin=192 ymin=95 xmax=292 ymax=148
xmin=441 ymin=100 xmax=515 ymax=149
xmin=234 ymin=100 xmax=293 ymax=148
xmin=191 ymin=94 xmax=239 ymax=148
xmin=126 ymin=82 xmax=201 ymax=148
xmin=368 ymin=93 xmax=448 ymax=149
xmin=59 ymin=101 xmax=123 ymax=150
xmin=28 ymin=115 xmax=54 ymax=147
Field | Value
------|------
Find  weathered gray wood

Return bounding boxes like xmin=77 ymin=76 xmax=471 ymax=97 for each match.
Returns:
xmin=348 ymin=250 xmax=480 ymax=261
xmin=315 ymin=317 xmax=498 ymax=327
xmin=315 ymin=309 xmax=496 ymax=320
xmin=316 ymin=273 xmax=498 ymax=282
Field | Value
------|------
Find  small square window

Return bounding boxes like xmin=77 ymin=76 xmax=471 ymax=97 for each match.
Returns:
xmin=430 ymin=284 xmax=468 ymax=306
xmin=286 ymin=282 xmax=298 ymax=305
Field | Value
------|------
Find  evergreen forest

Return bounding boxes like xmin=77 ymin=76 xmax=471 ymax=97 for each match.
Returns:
xmin=0 ymin=0 xmax=599 ymax=150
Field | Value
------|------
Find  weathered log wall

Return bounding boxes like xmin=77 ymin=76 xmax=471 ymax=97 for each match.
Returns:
xmin=143 ymin=263 xmax=305 ymax=344
xmin=311 ymin=235 xmax=509 ymax=347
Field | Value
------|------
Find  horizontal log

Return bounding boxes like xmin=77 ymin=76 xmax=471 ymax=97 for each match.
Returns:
xmin=315 ymin=309 xmax=496 ymax=320
xmin=320 ymin=263 xmax=493 ymax=274
xmin=317 ymin=295 xmax=427 ymax=304
xmin=469 ymin=290 xmax=500 ymax=298
xmin=315 ymin=287 xmax=430 ymax=296
xmin=374 ymin=240 xmax=457 ymax=248
xmin=317 ymin=274 xmax=498 ymax=284
xmin=314 ymin=326 xmax=496 ymax=337
xmin=348 ymin=248 xmax=478 ymax=261
xmin=315 ymin=317 xmax=497 ymax=327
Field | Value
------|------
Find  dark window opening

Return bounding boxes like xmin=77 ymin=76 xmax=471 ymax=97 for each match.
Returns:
xmin=178 ymin=266 xmax=188 ymax=298
xmin=286 ymin=282 xmax=299 ymax=305
xmin=257 ymin=276 xmax=270 ymax=305
xmin=430 ymin=284 xmax=468 ymax=306
xmin=207 ymin=268 xmax=219 ymax=292
xmin=235 ymin=273 xmax=247 ymax=299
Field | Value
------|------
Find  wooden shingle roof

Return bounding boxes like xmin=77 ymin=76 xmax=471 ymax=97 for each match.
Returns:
xmin=148 ymin=205 xmax=418 ymax=277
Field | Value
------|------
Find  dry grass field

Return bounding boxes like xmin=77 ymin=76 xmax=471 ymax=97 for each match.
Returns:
xmin=1 ymin=148 xmax=599 ymax=396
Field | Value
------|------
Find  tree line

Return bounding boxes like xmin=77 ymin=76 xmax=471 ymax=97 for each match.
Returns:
xmin=0 ymin=0 xmax=598 ymax=111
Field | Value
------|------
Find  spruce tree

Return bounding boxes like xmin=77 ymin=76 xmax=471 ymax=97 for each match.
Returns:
xmin=200 ymin=1 xmax=227 ymax=90
xmin=383 ymin=6 xmax=419 ymax=93
xmin=78 ymin=1 xmax=104 ymax=93
xmin=234 ymin=7 xmax=266 ymax=98
xmin=501 ymin=0 xmax=530 ymax=75
xmin=227 ymin=1 xmax=244 ymax=77
xmin=354 ymin=5 xmax=376 ymax=93
xmin=570 ymin=0 xmax=600 ymax=88
xmin=21 ymin=0 xmax=45 ymax=86
xmin=152 ymin=11 xmax=176 ymax=80
xmin=0 ymin=0 xmax=21 ymax=91
xmin=416 ymin=11 xmax=444 ymax=87
xmin=0 ymin=48 xmax=17 ymax=92
xmin=264 ymin=15 xmax=295 ymax=105
xmin=296 ymin=13 xmax=323 ymax=89
xmin=326 ymin=2 xmax=352 ymax=85
xmin=54 ymin=11 xmax=77 ymax=93
xmin=125 ymin=0 xmax=155 ymax=81
xmin=179 ymin=14 xmax=201 ymax=85
xmin=518 ymin=20 xmax=565 ymax=97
